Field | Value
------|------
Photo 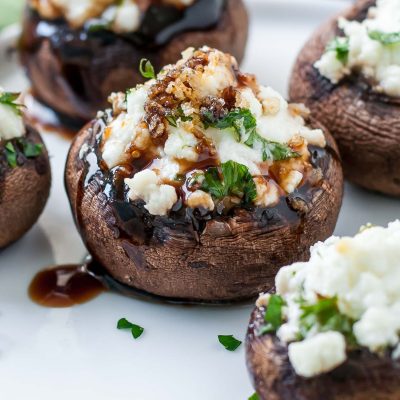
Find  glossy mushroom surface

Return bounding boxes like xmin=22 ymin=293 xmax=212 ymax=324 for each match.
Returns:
xmin=289 ymin=0 xmax=400 ymax=196
xmin=20 ymin=0 xmax=249 ymax=126
xmin=64 ymin=45 xmax=343 ymax=303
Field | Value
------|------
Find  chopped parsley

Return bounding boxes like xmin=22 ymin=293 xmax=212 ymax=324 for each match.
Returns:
xmin=0 ymin=92 xmax=25 ymax=116
xmin=368 ymin=30 xmax=400 ymax=45
xmin=139 ymin=59 xmax=156 ymax=80
xmin=259 ymin=294 xmax=285 ymax=335
xmin=5 ymin=142 xmax=17 ymax=168
xmin=201 ymin=108 xmax=298 ymax=162
xmin=218 ymin=335 xmax=242 ymax=351
xmin=245 ymin=129 xmax=299 ymax=162
xmin=326 ymin=37 xmax=350 ymax=64
xmin=298 ymin=297 xmax=356 ymax=344
xmin=248 ymin=393 xmax=260 ymax=400
xmin=166 ymin=106 xmax=193 ymax=127
xmin=3 ymin=138 xmax=43 ymax=168
xmin=201 ymin=160 xmax=257 ymax=204
xmin=117 ymin=318 xmax=144 ymax=339
xmin=202 ymin=108 xmax=257 ymax=141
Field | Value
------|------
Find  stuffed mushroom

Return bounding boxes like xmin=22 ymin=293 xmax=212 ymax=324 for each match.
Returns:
xmin=65 ymin=47 xmax=343 ymax=302
xmin=246 ymin=221 xmax=400 ymax=400
xmin=20 ymin=0 xmax=249 ymax=128
xmin=0 ymin=90 xmax=51 ymax=248
xmin=289 ymin=0 xmax=400 ymax=196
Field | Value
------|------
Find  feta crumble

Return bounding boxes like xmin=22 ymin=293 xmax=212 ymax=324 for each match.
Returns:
xmin=257 ymin=220 xmax=400 ymax=377
xmin=315 ymin=0 xmax=400 ymax=97
xmin=0 ymin=90 xmax=25 ymax=140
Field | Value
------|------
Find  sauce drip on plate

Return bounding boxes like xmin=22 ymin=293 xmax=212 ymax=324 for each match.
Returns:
xmin=29 ymin=261 xmax=106 ymax=308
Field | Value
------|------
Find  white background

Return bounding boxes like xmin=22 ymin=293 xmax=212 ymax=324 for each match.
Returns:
xmin=2 ymin=1 xmax=400 ymax=399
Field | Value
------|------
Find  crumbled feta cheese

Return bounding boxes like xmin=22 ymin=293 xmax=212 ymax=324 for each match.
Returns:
xmin=272 ymin=221 xmax=400 ymax=377
xmin=288 ymin=332 xmax=346 ymax=378
xmin=315 ymin=0 xmax=400 ymax=96
xmin=280 ymin=170 xmax=303 ymax=194
xmin=254 ymin=178 xmax=280 ymax=207
xmin=205 ymin=127 xmax=262 ymax=176
xmin=256 ymin=293 xmax=271 ymax=308
xmin=257 ymin=87 xmax=326 ymax=147
xmin=353 ymin=307 xmax=400 ymax=351
xmin=164 ymin=126 xmax=199 ymax=162
xmin=187 ymin=190 xmax=215 ymax=211
xmin=0 ymin=90 xmax=25 ymax=140
xmin=110 ymin=0 xmax=141 ymax=34
xmin=125 ymin=169 xmax=177 ymax=216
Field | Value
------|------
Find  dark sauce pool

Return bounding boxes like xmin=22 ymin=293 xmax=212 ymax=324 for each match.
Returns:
xmin=29 ymin=260 xmax=106 ymax=308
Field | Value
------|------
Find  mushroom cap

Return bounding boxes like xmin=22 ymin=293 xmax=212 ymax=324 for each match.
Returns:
xmin=64 ymin=119 xmax=343 ymax=303
xmin=0 ymin=126 xmax=51 ymax=248
xmin=19 ymin=0 xmax=249 ymax=125
xmin=246 ymin=305 xmax=400 ymax=400
xmin=289 ymin=0 xmax=400 ymax=196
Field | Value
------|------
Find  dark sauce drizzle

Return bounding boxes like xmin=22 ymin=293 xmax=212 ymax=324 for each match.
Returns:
xmin=27 ymin=0 xmax=225 ymax=52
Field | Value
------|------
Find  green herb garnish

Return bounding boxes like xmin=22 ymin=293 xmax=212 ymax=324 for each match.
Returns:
xmin=245 ymin=129 xmax=300 ymax=162
xmin=368 ymin=30 xmax=400 ymax=45
xmin=22 ymin=141 xmax=43 ymax=158
xmin=326 ymin=37 xmax=350 ymax=64
xmin=218 ymin=335 xmax=242 ymax=351
xmin=248 ymin=393 xmax=260 ymax=400
xmin=202 ymin=108 xmax=257 ymax=141
xmin=0 ymin=92 xmax=25 ymax=116
xmin=139 ymin=59 xmax=156 ymax=80
xmin=259 ymin=294 xmax=285 ymax=335
xmin=5 ymin=142 xmax=17 ymax=168
xmin=201 ymin=160 xmax=257 ymax=203
xmin=299 ymin=297 xmax=356 ymax=344
xmin=166 ymin=106 xmax=193 ymax=127
xmin=202 ymin=108 xmax=298 ymax=162
xmin=117 ymin=318 xmax=144 ymax=339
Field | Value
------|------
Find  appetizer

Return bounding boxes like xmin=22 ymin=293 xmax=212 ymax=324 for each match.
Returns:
xmin=0 ymin=90 xmax=51 ymax=248
xmin=65 ymin=47 xmax=343 ymax=302
xmin=246 ymin=221 xmax=400 ymax=399
xmin=289 ymin=0 xmax=400 ymax=196
xmin=20 ymin=0 xmax=248 ymax=127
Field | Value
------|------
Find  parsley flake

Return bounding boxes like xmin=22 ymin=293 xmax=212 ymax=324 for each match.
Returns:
xmin=166 ymin=106 xmax=193 ymax=127
xmin=139 ymin=59 xmax=156 ymax=80
xmin=5 ymin=142 xmax=17 ymax=168
xmin=245 ymin=129 xmax=299 ymax=162
xmin=218 ymin=335 xmax=242 ymax=351
xmin=201 ymin=160 xmax=257 ymax=204
xmin=117 ymin=318 xmax=144 ymax=339
xmin=326 ymin=37 xmax=350 ymax=64
xmin=202 ymin=108 xmax=257 ymax=141
xmin=0 ymin=92 xmax=25 ymax=116
xmin=299 ymin=297 xmax=356 ymax=344
xmin=368 ymin=30 xmax=400 ymax=45
xmin=259 ymin=294 xmax=285 ymax=335
xmin=202 ymin=108 xmax=298 ymax=162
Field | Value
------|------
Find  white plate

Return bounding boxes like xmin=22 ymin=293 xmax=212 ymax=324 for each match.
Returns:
xmin=1 ymin=1 xmax=400 ymax=399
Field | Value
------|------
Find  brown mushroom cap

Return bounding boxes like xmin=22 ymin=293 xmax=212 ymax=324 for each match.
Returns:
xmin=19 ymin=0 xmax=249 ymax=126
xmin=289 ymin=0 xmax=400 ymax=197
xmin=0 ymin=126 xmax=51 ymax=248
xmin=246 ymin=305 xmax=400 ymax=400
xmin=64 ymin=118 xmax=343 ymax=303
